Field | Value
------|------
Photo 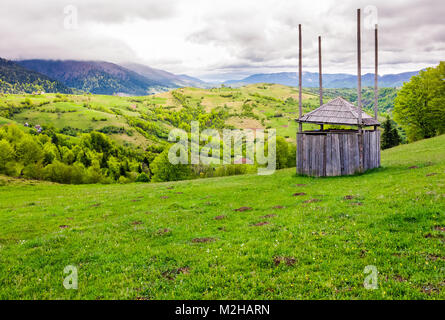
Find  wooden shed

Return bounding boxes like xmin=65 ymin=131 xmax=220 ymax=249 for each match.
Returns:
xmin=296 ymin=97 xmax=381 ymax=176
xmin=296 ymin=9 xmax=381 ymax=177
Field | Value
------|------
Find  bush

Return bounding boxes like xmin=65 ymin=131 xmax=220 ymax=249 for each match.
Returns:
xmin=0 ymin=139 xmax=15 ymax=171
xmin=4 ymin=162 xmax=21 ymax=177
xmin=151 ymin=149 xmax=191 ymax=182
xmin=287 ymin=143 xmax=296 ymax=168
xmin=16 ymin=137 xmax=44 ymax=165
xmin=135 ymin=172 xmax=150 ymax=182
xmin=43 ymin=161 xmax=84 ymax=184
xmin=22 ymin=163 xmax=44 ymax=180
xmin=118 ymin=176 xmax=130 ymax=184
xmin=275 ymin=136 xmax=289 ymax=170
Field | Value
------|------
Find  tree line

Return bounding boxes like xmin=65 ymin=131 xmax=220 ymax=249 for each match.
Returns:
xmin=0 ymin=124 xmax=296 ymax=184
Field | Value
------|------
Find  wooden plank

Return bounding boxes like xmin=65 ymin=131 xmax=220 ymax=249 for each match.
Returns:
xmin=331 ymin=134 xmax=341 ymax=176
xmin=356 ymin=135 xmax=360 ymax=172
xmin=319 ymin=135 xmax=325 ymax=176
xmin=368 ymin=132 xmax=377 ymax=169
xmin=321 ymin=135 xmax=327 ymax=177
xmin=317 ymin=135 xmax=321 ymax=177
xmin=369 ymin=131 xmax=377 ymax=168
xmin=368 ymin=132 xmax=376 ymax=169
xmin=368 ymin=131 xmax=372 ymax=170
xmin=309 ymin=135 xmax=314 ymax=176
xmin=343 ymin=134 xmax=350 ymax=175
xmin=297 ymin=133 xmax=302 ymax=174
xmin=369 ymin=131 xmax=372 ymax=169
xmin=313 ymin=135 xmax=319 ymax=176
xmin=353 ymin=133 xmax=359 ymax=174
xmin=350 ymin=133 xmax=358 ymax=174
xmin=299 ymin=133 xmax=304 ymax=174
xmin=376 ymin=130 xmax=381 ymax=167
xmin=304 ymin=134 xmax=310 ymax=175
xmin=326 ymin=134 xmax=332 ymax=176
xmin=339 ymin=134 xmax=345 ymax=175
xmin=352 ymin=134 xmax=357 ymax=175
xmin=362 ymin=132 xmax=366 ymax=171
xmin=311 ymin=136 xmax=317 ymax=176
xmin=364 ymin=131 xmax=369 ymax=170
xmin=372 ymin=131 xmax=376 ymax=168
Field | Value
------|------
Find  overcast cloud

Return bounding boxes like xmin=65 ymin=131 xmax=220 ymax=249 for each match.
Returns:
xmin=0 ymin=0 xmax=443 ymax=81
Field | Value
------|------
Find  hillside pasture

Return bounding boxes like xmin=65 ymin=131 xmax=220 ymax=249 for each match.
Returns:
xmin=0 ymin=135 xmax=444 ymax=299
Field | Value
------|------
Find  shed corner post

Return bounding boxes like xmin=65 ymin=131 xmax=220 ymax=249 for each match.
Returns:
xmin=298 ymin=24 xmax=303 ymax=133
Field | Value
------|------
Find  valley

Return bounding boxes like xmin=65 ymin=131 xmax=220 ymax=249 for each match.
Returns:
xmin=0 ymin=83 xmax=392 ymax=151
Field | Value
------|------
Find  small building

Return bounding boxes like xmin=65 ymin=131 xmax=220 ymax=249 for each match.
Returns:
xmin=297 ymin=97 xmax=380 ymax=176
xmin=296 ymin=9 xmax=381 ymax=177
xmin=234 ymin=156 xmax=254 ymax=164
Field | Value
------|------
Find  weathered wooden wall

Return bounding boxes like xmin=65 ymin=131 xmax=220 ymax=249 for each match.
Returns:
xmin=297 ymin=130 xmax=380 ymax=176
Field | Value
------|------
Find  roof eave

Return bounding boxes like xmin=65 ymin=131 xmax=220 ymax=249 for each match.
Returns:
xmin=297 ymin=119 xmax=380 ymax=127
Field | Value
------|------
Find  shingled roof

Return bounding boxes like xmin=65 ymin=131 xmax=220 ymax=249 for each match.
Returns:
xmin=298 ymin=97 xmax=380 ymax=126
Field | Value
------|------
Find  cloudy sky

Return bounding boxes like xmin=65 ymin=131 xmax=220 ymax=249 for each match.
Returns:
xmin=0 ymin=0 xmax=443 ymax=81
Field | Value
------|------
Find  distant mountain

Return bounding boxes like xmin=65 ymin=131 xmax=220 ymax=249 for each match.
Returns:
xmin=176 ymin=74 xmax=211 ymax=88
xmin=224 ymin=71 xmax=420 ymax=88
xmin=121 ymin=62 xmax=210 ymax=88
xmin=16 ymin=60 xmax=168 ymax=95
xmin=0 ymin=58 xmax=72 ymax=94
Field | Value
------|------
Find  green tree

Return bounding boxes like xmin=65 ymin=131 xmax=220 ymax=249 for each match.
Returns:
xmin=394 ymin=62 xmax=445 ymax=142
xmin=0 ymin=139 xmax=15 ymax=171
xmin=135 ymin=172 xmax=150 ymax=182
xmin=275 ymin=136 xmax=290 ymax=170
xmin=42 ymin=142 xmax=59 ymax=165
xmin=287 ymin=143 xmax=296 ymax=168
xmin=150 ymin=149 xmax=191 ymax=182
xmin=16 ymin=137 xmax=44 ymax=165
xmin=381 ymin=116 xmax=401 ymax=149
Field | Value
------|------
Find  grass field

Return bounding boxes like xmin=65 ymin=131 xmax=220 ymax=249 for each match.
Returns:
xmin=0 ymin=84 xmax=338 ymax=148
xmin=0 ymin=135 xmax=444 ymax=299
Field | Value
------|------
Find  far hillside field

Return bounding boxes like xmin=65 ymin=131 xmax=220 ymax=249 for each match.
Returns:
xmin=0 ymin=135 xmax=444 ymax=299
xmin=0 ymin=84 xmax=389 ymax=149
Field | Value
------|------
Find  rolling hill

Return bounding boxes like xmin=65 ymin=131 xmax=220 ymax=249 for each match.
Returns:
xmin=0 ymin=58 xmax=72 ymax=94
xmin=121 ymin=63 xmax=210 ymax=89
xmin=0 ymin=84 xmax=324 ymax=148
xmin=16 ymin=60 xmax=169 ymax=96
xmin=0 ymin=83 xmax=395 ymax=150
xmin=0 ymin=134 xmax=444 ymax=299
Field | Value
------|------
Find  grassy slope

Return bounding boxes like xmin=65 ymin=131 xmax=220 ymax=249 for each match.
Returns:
xmin=1 ymin=93 xmax=168 ymax=148
xmin=1 ymin=84 xmax=322 ymax=147
xmin=0 ymin=135 xmax=444 ymax=299
xmin=1 ymin=84 xmax=390 ymax=149
xmin=163 ymin=84 xmax=320 ymax=138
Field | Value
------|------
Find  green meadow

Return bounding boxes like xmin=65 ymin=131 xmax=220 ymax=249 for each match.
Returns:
xmin=0 ymin=84 xmax=335 ymax=148
xmin=0 ymin=134 xmax=444 ymax=299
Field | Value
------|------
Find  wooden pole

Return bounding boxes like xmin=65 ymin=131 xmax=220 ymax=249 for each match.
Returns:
xmin=374 ymin=24 xmax=378 ymax=122
xmin=318 ymin=36 xmax=323 ymax=107
xmin=298 ymin=24 xmax=302 ymax=132
xmin=357 ymin=9 xmax=362 ymax=128
xmin=357 ymin=8 xmax=364 ymax=172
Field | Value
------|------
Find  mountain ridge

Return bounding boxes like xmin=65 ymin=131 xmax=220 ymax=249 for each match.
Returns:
xmin=16 ymin=59 xmax=169 ymax=95
xmin=223 ymin=70 xmax=420 ymax=88
xmin=0 ymin=58 xmax=72 ymax=94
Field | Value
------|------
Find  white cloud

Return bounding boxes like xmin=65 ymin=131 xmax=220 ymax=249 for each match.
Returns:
xmin=0 ymin=0 xmax=443 ymax=80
